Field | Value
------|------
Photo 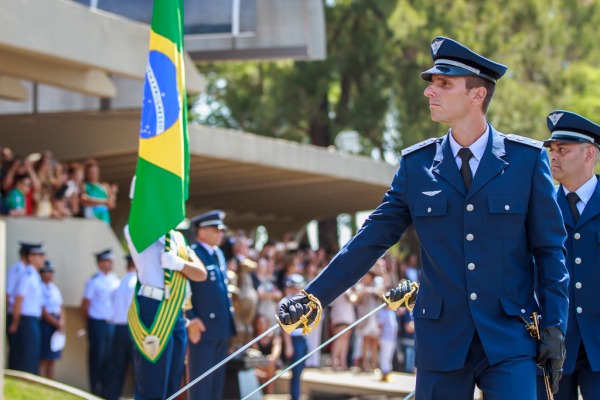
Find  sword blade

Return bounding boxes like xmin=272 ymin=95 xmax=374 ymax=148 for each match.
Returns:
xmin=402 ymin=390 xmax=416 ymax=400
xmin=242 ymin=302 xmax=388 ymax=400
xmin=166 ymin=323 xmax=280 ymax=400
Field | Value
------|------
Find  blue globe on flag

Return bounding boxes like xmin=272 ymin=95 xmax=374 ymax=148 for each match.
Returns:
xmin=139 ymin=50 xmax=181 ymax=139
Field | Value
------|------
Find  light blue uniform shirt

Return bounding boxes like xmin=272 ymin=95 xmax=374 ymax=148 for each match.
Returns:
xmin=14 ymin=265 xmax=43 ymax=317
xmin=6 ymin=260 xmax=25 ymax=313
xmin=84 ymin=271 xmax=120 ymax=320
xmin=111 ymin=271 xmax=137 ymax=325
xmin=42 ymin=281 xmax=63 ymax=315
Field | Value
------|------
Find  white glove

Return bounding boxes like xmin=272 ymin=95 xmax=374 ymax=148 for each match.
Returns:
xmin=161 ymin=244 xmax=185 ymax=271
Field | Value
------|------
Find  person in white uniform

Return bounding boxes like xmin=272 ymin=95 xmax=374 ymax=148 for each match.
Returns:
xmin=80 ymin=248 xmax=120 ymax=397
xmin=6 ymin=242 xmax=31 ymax=370
xmin=8 ymin=242 xmax=46 ymax=374
xmin=39 ymin=260 xmax=65 ymax=380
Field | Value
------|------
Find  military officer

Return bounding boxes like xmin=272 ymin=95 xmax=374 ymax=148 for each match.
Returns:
xmin=186 ymin=210 xmax=236 ymax=400
xmin=538 ymin=111 xmax=600 ymax=399
xmin=80 ymin=249 xmax=120 ymax=397
xmin=6 ymin=242 xmax=32 ymax=370
xmin=8 ymin=242 xmax=46 ymax=374
xmin=107 ymin=255 xmax=137 ymax=400
xmin=279 ymin=37 xmax=569 ymax=399
xmin=124 ymin=225 xmax=206 ymax=400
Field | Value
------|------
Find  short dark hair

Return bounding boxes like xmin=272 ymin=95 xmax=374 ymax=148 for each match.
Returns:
xmin=465 ymin=75 xmax=496 ymax=114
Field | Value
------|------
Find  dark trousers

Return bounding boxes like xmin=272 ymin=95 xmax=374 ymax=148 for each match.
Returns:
xmin=12 ymin=316 xmax=41 ymax=374
xmin=187 ymin=338 xmax=229 ymax=400
xmin=6 ymin=313 xmax=18 ymax=370
xmin=415 ymin=332 xmax=536 ymax=400
xmin=88 ymin=317 xmax=114 ymax=397
xmin=537 ymin=342 xmax=600 ymax=400
xmin=106 ymin=324 xmax=134 ymax=400
xmin=133 ymin=296 xmax=187 ymax=400
xmin=290 ymin=335 xmax=308 ymax=400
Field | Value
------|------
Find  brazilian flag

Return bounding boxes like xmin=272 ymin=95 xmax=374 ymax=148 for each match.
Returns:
xmin=129 ymin=0 xmax=190 ymax=252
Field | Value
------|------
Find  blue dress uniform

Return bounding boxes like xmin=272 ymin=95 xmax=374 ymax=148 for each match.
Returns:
xmin=10 ymin=243 xmax=46 ymax=374
xmin=537 ymin=111 xmax=600 ymax=400
xmin=83 ymin=249 xmax=120 ymax=397
xmin=187 ymin=210 xmax=236 ymax=400
xmin=305 ymin=38 xmax=569 ymax=400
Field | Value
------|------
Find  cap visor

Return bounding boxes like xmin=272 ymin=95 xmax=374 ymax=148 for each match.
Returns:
xmin=543 ymin=135 xmax=594 ymax=147
xmin=420 ymin=65 xmax=475 ymax=81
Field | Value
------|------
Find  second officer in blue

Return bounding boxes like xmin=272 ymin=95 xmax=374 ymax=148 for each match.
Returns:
xmin=540 ymin=111 xmax=600 ymax=399
xmin=186 ymin=210 xmax=236 ymax=400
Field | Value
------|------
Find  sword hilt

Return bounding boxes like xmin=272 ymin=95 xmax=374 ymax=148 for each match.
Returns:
xmin=276 ymin=290 xmax=323 ymax=334
xmin=521 ymin=312 xmax=554 ymax=400
xmin=383 ymin=282 xmax=419 ymax=312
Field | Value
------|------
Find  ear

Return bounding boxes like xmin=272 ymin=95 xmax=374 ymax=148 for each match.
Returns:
xmin=471 ymin=87 xmax=487 ymax=105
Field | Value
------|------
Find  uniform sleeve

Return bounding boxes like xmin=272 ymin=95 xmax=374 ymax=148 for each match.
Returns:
xmin=83 ymin=279 xmax=95 ymax=300
xmin=527 ymin=149 xmax=569 ymax=333
xmin=306 ymin=158 xmax=413 ymax=307
xmin=14 ymin=274 xmax=29 ymax=297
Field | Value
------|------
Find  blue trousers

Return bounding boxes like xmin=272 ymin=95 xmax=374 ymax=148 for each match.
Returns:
xmin=290 ymin=335 xmax=308 ymax=400
xmin=416 ymin=332 xmax=536 ymax=400
xmin=537 ymin=343 xmax=600 ymax=400
xmin=187 ymin=338 xmax=229 ymax=400
xmin=88 ymin=317 xmax=114 ymax=397
xmin=12 ymin=316 xmax=41 ymax=374
xmin=6 ymin=314 xmax=19 ymax=370
xmin=133 ymin=296 xmax=186 ymax=400
xmin=106 ymin=324 xmax=134 ymax=400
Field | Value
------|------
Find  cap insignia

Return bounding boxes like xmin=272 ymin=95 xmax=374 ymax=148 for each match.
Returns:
xmin=548 ymin=112 xmax=563 ymax=126
xmin=431 ymin=39 xmax=444 ymax=55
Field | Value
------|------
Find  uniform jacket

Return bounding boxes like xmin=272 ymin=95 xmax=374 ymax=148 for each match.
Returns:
xmin=556 ymin=177 xmax=600 ymax=374
xmin=307 ymin=125 xmax=569 ymax=372
xmin=187 ymin=242 xmax=236 ymax=341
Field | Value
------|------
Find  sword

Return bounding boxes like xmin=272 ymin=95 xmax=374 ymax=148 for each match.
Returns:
xmin=242 ymin=282 xmax=419 ymax=400
xmin=521 ymin=312 xmax=554 ymax=400
xmin=166 ymin=290 xmax=323 ymax=400
xmin=402 ymin=390 xmax=416 ymax=400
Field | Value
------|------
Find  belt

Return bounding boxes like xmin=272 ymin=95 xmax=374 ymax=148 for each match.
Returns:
xmin=138 ymin=284 xmax=164 ymax=301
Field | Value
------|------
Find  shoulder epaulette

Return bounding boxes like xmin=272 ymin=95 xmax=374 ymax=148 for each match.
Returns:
xmin=504 ymin=134 xmax=543 ymax=149
xmin=401 ymin=137 xmax=440 ymax=156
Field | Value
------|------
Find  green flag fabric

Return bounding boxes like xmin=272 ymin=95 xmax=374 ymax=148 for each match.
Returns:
xmin=128 ymin=0 xmax=189 ymax=252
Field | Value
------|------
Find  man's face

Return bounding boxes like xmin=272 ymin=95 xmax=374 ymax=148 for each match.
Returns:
xmin=28 ymin=253 xmax=46 ymax=269
xmin=197 ymin=226 xmax=224 ymax=247
xmin=424 ymin=75 xmax=474 ymax=125
xmin=548 ymin=141 xmax=588 ymax=183
xmin=98 ymin=259 xmax=113 ymax=274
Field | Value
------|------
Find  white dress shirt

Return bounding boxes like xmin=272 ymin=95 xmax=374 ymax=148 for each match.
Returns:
xmin=449 ymin=125 xmax=490 ymax=177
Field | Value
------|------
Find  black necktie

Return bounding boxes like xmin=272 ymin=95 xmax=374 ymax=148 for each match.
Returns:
xmin=458 ymin=148 xmax=474 ymax=191
xmin=566 ymin=192 xmax=580 ymax=224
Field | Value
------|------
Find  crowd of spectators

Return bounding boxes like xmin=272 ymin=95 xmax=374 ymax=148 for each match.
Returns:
xmin=0 ymin=146 xmax=118 ymax=223
xmin=226 ymin=231 xmax=420 ymax=383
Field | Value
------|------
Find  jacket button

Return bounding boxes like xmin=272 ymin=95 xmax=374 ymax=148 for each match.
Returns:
xmin=209 ymin=313 xmax=215 ymax=318
xmin=504 ymin=205 xmax=510 ymax=211
xmin=577 ymin=307 xmax=583 ymax=314
xmin=521 ymin=309 xmax=526 ymax=314
xmin=574 ymin=233 xmax=581 ymax=240
xmin=466 ymin=234 xmax=474 ymax=241
xmin=427 ymin=207 xmax=432 ymax=213
xmin=466 ymin=204 xmax=474 ymax=211
xmin=575 ymin=257 xmax=582 ymax=264
xmin=467 ymin=263 xmax=475 ymax=270
xmin=575 ymin=282 xmax=582 ymax=289
xmin=470 ymin=293 xmax=477 ymax=300
xmin=422 ymin=309 xmax=426 ymax=314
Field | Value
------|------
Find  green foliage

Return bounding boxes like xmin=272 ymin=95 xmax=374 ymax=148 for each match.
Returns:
xmin=192 ymin=0 xmax=600 ymax=157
